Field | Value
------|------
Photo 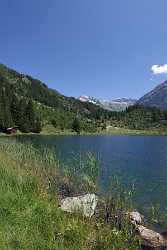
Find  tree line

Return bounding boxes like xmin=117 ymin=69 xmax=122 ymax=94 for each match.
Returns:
xmin=110 ymin=105 xmax=167 ymax=130
xmin=0 ymin=84 xmax=41 ymax=133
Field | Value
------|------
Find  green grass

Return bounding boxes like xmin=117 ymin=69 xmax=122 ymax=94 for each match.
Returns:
xmin=40 ymin=124 xmax=76 ymax=135
xmin=38 ymin=124 xmax=167 ymax=135
xmin=105 ymin=126 xmax=167 ymax=135
xmin=2 ymin=123 xmax=167 ymax=136
xmin=0 ymin=139 xmax=140 ymax=249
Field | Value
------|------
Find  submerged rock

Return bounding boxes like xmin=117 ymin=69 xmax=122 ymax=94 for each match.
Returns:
xmin=60 ymin=193 xmax=98 ymax=217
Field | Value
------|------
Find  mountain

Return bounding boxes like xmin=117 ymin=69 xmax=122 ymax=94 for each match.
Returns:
xmin=78 ymin=96 xmax=101 ymax=105
xmin=137 ymin=80 xmax=167 ymax=109
xmin=100 ymin=98 xmax=137 ymax=111
xmin=79 ymin=96 xmax=137 ymax=111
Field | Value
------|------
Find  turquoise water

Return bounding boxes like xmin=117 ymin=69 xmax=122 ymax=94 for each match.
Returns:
xmin=16 ymin=135 xmax=167 ymax=226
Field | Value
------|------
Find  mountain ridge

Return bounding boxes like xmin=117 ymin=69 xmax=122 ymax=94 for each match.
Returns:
xmin=137 ymin=80 xmax=167 ymax=109
xmin=78 ymin=95 xmax=137 ymax=111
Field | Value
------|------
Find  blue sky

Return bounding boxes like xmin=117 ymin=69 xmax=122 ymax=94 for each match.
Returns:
xmin=1 ymin=0 xmax=167 ymax=99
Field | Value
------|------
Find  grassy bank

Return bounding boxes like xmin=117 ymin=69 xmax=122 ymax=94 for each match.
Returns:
xmin=104 ymin=126 xmax=167 ymax=135
xmin=1 ymin=123 xmax=167 ymax=136
xmin=17 ymin=125 xmax=167 ymax=136
xmin=39 ymin=123 xmax=167 ymax=135
xmin=0 ymin=139 xmax=140 ymax=249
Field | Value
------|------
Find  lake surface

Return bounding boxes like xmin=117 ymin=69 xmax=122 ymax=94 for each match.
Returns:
xmin=16 ymin=135 xmax=167 ymax=223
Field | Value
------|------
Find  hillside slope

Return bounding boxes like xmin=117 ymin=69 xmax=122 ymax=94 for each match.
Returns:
xmin=137 ymin=80 xmax=167 ymax=109
xmin=0 ymin=64 xmax=110 ymax=116
xmin=0 ymin=64 xmax=112 ymax=133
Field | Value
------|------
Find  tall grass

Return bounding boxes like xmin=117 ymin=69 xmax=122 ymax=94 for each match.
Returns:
xmin=0 ymin=138 xmax=140 ymax=249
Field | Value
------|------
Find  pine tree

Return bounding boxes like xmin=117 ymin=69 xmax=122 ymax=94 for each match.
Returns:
xmin=11 ymin=95 xmax=21 ymax=126
xmin=31 ymin=118 xmax=42 ymax=133
xmin=16 ymin=99 xmax=30 ymax=133
xmin=25 ymin=100 xmax=35 ymax=131
xmin=0 ymin=85 xmax=13 ymax=129
xmin=72 ymin=117 xmax=81 ymax=134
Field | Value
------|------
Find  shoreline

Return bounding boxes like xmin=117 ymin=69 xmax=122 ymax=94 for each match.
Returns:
xmin=1 ymin=127 xmax=167 ymax=137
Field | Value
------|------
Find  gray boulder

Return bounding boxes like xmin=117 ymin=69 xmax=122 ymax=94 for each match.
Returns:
xmin=128 ymin=211 xmax=144 ymax=225
xmin=137 ymin=225 xmax=167 ymax=249
xmin=127 ymin=211 xmax=167 ymax=249
xmin=60 ymin=193 xmax=98 ymax=217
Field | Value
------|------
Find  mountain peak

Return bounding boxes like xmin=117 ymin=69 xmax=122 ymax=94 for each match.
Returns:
xmin=137 ymin=79 xmax=167 ymax=109
xmin=79 ymin=95 xmax=137 ymax=111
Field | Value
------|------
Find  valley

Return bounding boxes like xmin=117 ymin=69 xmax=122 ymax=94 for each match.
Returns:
xmin=1 ymin=63 xmax=167 ymax=136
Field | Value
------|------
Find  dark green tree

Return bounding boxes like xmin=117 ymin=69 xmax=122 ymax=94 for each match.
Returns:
xmin=0 ymin=85 xmax=13 ymax=129
xmin=72 ymin=117 xmax=81 ymax=134
xmin=16 ymin=99 xmax=30 ymax=133
xmin=25 ymin=100 xmax=35 ymax=130
xmin=11 ymin=95 xmax=21 ymax=126
xmin=31 ymin=118 xmax=42 ymax=133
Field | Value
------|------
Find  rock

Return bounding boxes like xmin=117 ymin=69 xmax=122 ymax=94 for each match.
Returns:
xmin=137 ymin=225 xmax=167 ymax=249
xmin=128 ymin=211 xmax=144 ymax=225
xmin=22 ymin=76 xmax=31 ymax=84
xmin=127 ymin=211 xmax=167 ymax=249
xmin=60 ymin=193 xmax=98 ymax=217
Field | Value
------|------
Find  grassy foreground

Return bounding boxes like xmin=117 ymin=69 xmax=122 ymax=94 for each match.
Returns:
xmin=0 ymin=139 xmax=140 ymax=250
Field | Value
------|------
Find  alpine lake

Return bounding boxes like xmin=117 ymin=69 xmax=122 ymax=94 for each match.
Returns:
xmin=12 ymin=135 xmax=167 ymax=230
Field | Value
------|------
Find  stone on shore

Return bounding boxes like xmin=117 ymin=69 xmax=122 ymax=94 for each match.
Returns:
xmin=128 ymin=211 xmax=144 ymax=225
xmin=137 ymin=225 xmax=167 ymax=249
xmin=60 ymin=193 xmax=98 ymax=217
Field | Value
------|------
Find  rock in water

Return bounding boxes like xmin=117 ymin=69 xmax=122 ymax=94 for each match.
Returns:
xmin=128 ymin=211 xmax=144 ymax=225
xmin=137 ymin=225 xmax=167 ymax=249
xmin=60 ymin=193 xmax=98 ymax=217
xmin=127 ymin=211 xmax=167 ymax=249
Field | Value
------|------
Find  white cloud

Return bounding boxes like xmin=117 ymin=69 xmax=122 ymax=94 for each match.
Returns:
xmin=151 ymin=64 xmax=167 ymax=74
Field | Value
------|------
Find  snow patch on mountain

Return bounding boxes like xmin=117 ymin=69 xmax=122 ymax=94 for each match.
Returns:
xmin=78 ymin=96 xmax=137 ymax=111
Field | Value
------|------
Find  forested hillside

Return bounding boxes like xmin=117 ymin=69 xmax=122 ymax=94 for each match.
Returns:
xmin=0 ymin=64 xmax=111 ymax=133
xmin=110 ymin=105 xmax=167 ymax=130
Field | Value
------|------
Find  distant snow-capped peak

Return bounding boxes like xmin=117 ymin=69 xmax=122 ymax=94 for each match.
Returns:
xmin=78 ymin=96 xmax=100 ymax=105
xmin=78 ymin=95 xmax=137 ymax=111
